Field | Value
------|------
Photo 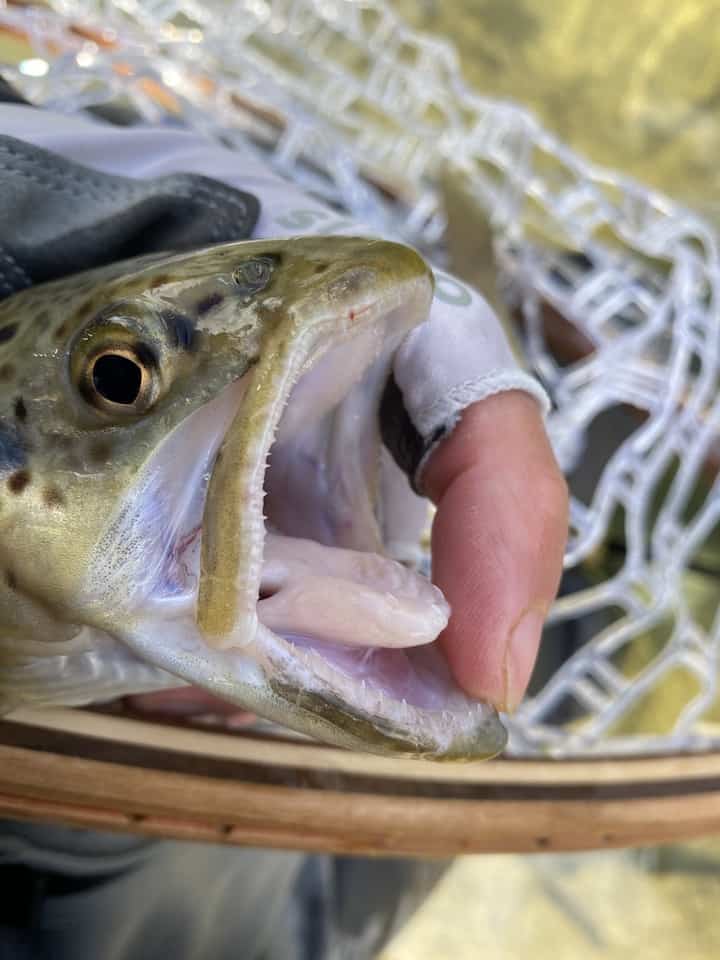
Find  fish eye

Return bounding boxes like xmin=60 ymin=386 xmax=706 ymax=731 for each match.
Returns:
xmin=232 ymin=256 xmax=275 ymax=295
xmin=75 ymin=341 xmax=159 ymax=417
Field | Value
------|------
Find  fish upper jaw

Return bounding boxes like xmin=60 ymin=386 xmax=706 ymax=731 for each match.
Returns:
xmin=195 ymin=239 xmax=436 ymax=647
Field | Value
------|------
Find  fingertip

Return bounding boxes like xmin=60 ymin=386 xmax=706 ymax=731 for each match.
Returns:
xmin=425 ymin=392 xmax=567 ymax=708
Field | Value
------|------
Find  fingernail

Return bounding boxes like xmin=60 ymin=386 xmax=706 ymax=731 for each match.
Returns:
xmin=502 ymin=608 xmax=546 ymax=713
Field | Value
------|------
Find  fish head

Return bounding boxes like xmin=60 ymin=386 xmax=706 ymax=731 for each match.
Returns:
xmin=0 ymin=235 xmax=506 ymax=760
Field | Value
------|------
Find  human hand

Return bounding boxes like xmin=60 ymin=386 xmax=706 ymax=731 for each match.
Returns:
xmin=422 ymin=391 xmax=568 ymax=712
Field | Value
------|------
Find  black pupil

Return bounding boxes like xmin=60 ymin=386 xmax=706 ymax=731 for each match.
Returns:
xmin=92 ymin=354 xmax=142 ymax=405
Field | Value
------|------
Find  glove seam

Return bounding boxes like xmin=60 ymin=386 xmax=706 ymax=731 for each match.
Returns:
xmin=413 ymin=369 xmax=550 ymax=435
xmin=413 ymin=370 xmax=551 ymax=491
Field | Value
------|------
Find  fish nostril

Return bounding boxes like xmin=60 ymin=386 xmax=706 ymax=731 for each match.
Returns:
xmin=232 ymin=256 xmax=276 ymax=295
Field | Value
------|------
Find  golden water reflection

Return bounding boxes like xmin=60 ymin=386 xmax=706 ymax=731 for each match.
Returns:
xmin=394 ymin=0 xmax=720 ymax=220
xmin=383 ymin=839 xmax=720 ymax=959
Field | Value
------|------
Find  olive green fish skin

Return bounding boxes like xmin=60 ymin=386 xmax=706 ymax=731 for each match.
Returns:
xmin=0 ymin=236 xmax=506 ymax=760
xmin=0 ymin=247 xmax=263 ymax=629
xmin=0 ymin=239 xmax=392 ymax=627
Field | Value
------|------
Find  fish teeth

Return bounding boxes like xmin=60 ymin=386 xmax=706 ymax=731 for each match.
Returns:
xmin=283 ymin=638 xmax=478 ymax=734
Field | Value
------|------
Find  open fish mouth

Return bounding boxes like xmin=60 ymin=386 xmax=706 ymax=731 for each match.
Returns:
xmin=122 ymin=241 xmax=505 ymax=760
xmin=6 ymin=236 xmax=504 ymax=760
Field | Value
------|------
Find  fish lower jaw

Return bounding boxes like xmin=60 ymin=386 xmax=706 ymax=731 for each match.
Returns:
xmin=237 ymin=531 xmax=500 ymax=756
xmin=253 ymin=623 xmax=506 ymax=760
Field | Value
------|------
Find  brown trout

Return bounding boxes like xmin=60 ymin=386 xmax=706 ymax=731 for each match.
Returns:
xmin=0 ymin=235 xmax=505 ymax=759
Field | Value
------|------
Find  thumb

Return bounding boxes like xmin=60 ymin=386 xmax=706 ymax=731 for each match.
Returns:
xmin=422 ymin=391 xmax=568 ymax=711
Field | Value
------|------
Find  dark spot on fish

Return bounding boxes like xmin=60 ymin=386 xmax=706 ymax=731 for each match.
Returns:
xmin=4 ymin=569 xmax=17 ymax=591
xmin=89 ymin=439 xmax=112 ymax=463
xmin=535 ymin=836 xmax=550 ymax=849
xmin=0 ymin=363 xmax=14 ymax=381
xmin=134 ymin=342 xmax=159 ymax=369
xmin=161 ymin=309 xmax=197 ymax=350
xmin=196 ymin=292 xmax=223 ymax=317
xmin=0 ymin=425 xmax=25 ymax=470
xmin=7 ymin=469 xmax=30 ymax=494
xmin=54 ymin=322 xmax=68 ymax=340
xmin=43 ymin=485 xmax=65 ymax=508
xmin=313 ymin=263 xmax=329 ymax=274
xmin=150 ymin=274 xmax=170 ymax=289
xmin=13 ymin=397 xmax=26 ymax=422
xmin=0 ymin=324 xmax=18 ymax=344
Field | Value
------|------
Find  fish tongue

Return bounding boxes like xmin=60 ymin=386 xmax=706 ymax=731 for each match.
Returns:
xmin=257 ymin=533 xmax=449 ymax=649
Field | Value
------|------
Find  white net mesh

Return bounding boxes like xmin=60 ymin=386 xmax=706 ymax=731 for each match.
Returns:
xmin=3 ymin=0 xmax=720 ymax=757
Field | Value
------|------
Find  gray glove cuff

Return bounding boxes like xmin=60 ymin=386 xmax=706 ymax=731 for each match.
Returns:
xmin=0 ymin=134 xmax=258 ymax=299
